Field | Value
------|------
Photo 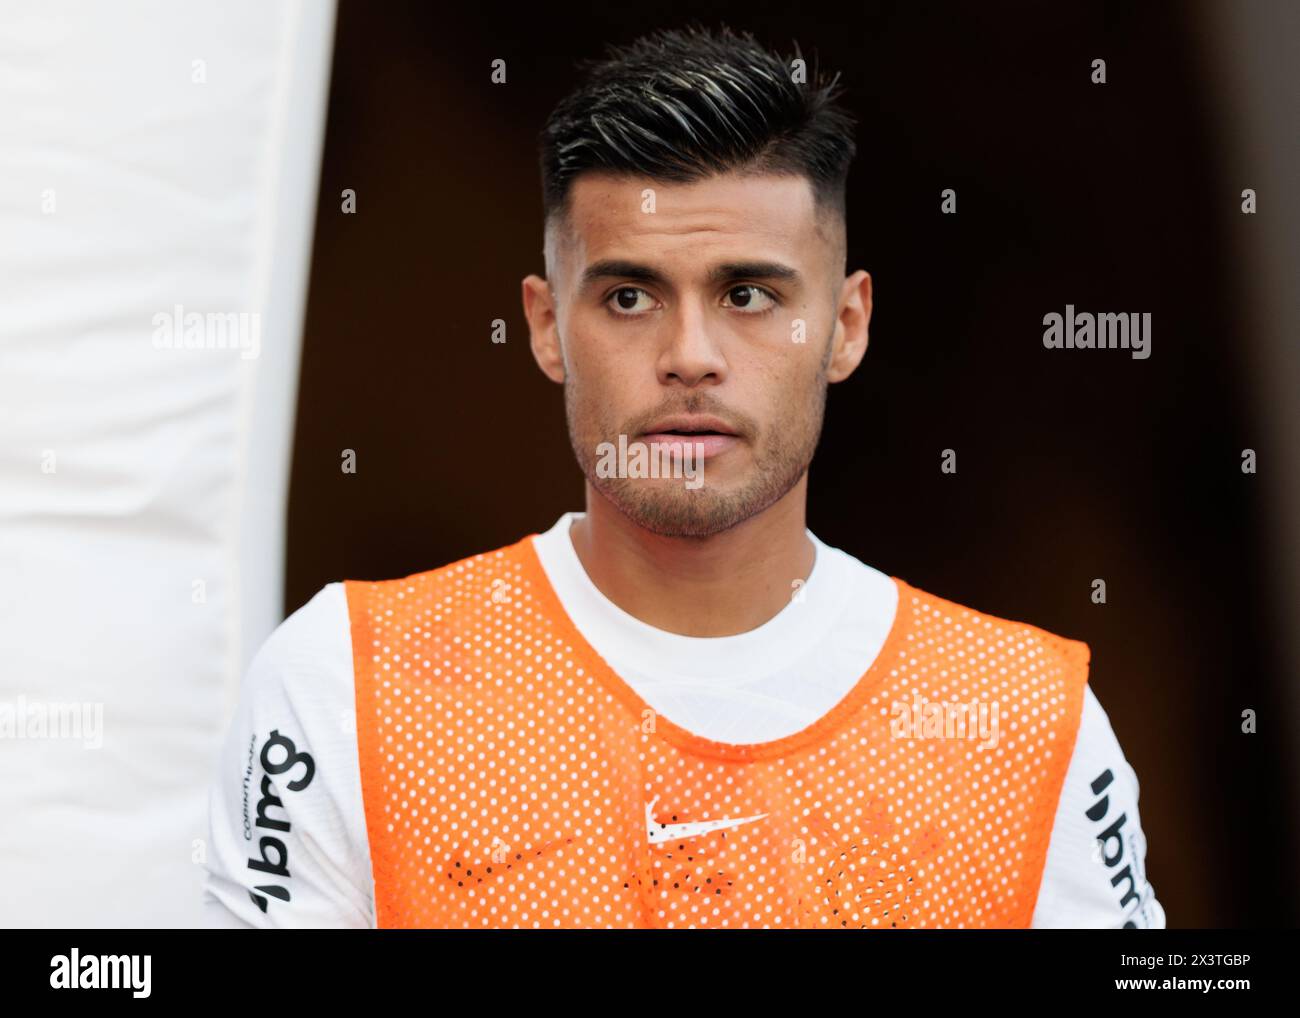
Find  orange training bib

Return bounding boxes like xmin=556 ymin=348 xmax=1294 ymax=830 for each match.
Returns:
xmin=345 ymin=535 xmax=1088 ymax=928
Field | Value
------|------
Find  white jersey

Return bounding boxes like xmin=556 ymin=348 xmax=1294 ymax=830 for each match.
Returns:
xmin=201 ymin=512 xmax=1165 ymax=928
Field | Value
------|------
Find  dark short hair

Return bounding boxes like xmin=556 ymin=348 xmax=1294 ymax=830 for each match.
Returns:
xmin=539 ymin=24 xmax=858 ymax=238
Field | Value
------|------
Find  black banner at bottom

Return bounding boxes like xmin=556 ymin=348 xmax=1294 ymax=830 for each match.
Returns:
xmin=0 ymin=929 xmax=1287 ymax=1006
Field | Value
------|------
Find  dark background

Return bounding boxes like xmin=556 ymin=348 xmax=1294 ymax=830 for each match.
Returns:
xmin=285 ymin=1 xmax=1298 ymax=927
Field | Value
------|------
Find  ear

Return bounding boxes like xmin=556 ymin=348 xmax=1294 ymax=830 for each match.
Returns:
xmin=522 ymin=274 xmax=565 ymax=383
xmin=826 ymin=270 xmax=872 ymax=383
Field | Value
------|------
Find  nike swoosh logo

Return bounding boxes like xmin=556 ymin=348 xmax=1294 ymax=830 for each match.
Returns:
xmin=645 ymin=794 xmax=768 ymax=844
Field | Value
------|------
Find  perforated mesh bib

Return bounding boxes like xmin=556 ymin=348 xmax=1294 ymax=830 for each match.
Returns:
xmin=345 ymin=535 xmax=1088 ymax=928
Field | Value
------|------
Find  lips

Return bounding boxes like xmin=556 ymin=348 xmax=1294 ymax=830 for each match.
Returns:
xmin=643 ymin=433 xmax=737 ymax=458
xmin=640 ymin=416 xmax=741 ymax=459
xmin=641 ymin=415 xmax=739 ymax=438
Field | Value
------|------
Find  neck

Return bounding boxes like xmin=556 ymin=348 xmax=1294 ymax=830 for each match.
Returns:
xmin=567 ymin=478 xmax=815 ymax=637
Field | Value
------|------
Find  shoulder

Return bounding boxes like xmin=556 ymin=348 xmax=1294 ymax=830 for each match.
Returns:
xmin=341 ymin=536 xmax=544 ymax=633
xmin=228 ymin=582 xmax=356 ymax=753
xmin=238 ymin=583 xmax=359 ymax=747
xmin=895 ymin=578 xmax=1092 ymax=678
xmin=250 ymin=582 xmax=352 ymax=678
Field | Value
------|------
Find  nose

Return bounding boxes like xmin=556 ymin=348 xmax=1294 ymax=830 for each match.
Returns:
xmin=655 ymin=297 xmax=728 ymax=387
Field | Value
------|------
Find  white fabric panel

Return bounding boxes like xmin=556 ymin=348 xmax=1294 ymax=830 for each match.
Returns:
xmin=0 ymin=0 xmax=335 ymax=926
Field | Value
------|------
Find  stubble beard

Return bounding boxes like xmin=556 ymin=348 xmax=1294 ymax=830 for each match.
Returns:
xmin=564 ymin=375 xmax=828 ymax=539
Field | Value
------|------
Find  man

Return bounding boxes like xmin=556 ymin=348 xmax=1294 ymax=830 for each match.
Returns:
xmin=202 ymin=25 xmax=1163 ymax=929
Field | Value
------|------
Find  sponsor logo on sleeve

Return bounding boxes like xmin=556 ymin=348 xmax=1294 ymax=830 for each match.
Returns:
xmin=245 ymin=729 xmax=316 ymax=914
xmin=1087 ymin=767 xmax=1159 ymax=928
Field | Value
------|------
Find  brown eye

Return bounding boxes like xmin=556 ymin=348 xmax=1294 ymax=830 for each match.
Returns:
xmin=723 ymin=285 xmax=776 ymax=313
xmin=608 ymin=287 xmax=653 ymax=314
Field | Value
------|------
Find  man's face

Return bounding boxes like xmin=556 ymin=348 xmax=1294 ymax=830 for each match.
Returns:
xmin=529 ymin=170 xmax=865 ymax=538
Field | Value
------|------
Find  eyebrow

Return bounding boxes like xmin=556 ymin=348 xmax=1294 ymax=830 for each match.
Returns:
xmin=577 ymin=259 xmax=802 ymax=293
